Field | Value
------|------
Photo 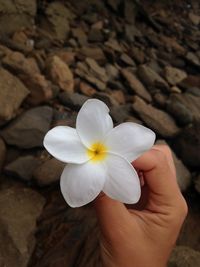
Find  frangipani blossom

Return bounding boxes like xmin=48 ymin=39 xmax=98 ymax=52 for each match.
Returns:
xmin=43 ymin=99 xmax=155 ymax=207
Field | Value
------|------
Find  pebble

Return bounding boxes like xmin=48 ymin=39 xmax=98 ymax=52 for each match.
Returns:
xmin=1 ymin=106 xmax=53 ymax=149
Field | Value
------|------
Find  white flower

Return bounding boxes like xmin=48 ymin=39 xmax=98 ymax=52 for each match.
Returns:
xmin=43 ymin=99 xmax=155 ymax=207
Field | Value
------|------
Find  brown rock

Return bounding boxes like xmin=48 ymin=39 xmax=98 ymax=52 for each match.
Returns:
xmin=121 ymin=69 xmax=152 ymax=102
xmin=0 ymin=0 xmax=36 ymax=35
xmin=138 ymin=64 xmax=169 ymax=92
xmin=2 ymin=51 xmax=40 ymax=76
xmin=0 ymin=138 xmax=6 ymax=172
xmin=55 ymin=50 xmax=75 ymax=65
xmin=72 ymin=28 xmax=87 ymax=46
xmin=40 ymin=2 xmax=72 ymax=41
xmin=80 ymin=47 xmax=106 ymax=63
xmin=33 ymin=158 xmax=65 ymax=186
xmin=131 ymin=46 xmax=145 ymax=64
xmin=132 ymin=96 xmax=180 ymax=137
xmin=120 ymin=53 xmax=136 ymax=66
xmin=79 ymin=82 xmax=96 ymax=97
xmin=0 ymin=68 xmax=29 ymax=124
xmin=0 ymin=185 xmax=45 ymax=267
xmin=85 ymin=57 xmax=108 ymax=83
xmin=189 ymin=12 xmax=200 ymax=25
xmin=164 ymin=66 xmax=187 ymax=85
xmin=160 ymin=36 xmax=186 ymax=55
xmin=110 ymin=90 xmax=125 ymax=105
xmin=46 ymin=55 xmax=74 ymax=93
xmin=4 ymin=156 xmax=40 ymax=181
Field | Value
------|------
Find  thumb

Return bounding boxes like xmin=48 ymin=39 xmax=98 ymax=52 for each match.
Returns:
xmin=93 ymin=194 xmax=131 ymax=240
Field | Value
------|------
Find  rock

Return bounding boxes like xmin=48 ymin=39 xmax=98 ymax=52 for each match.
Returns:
xmin=0 ymin=0 xmax=36 ymax=35
xmin=105 ymin=64 xmax=119 ymax=80
xmin=121 ymin=69 xmax=152 ymax=102
xmin=132 ymin=96 xmax=180 ymax=138
xmin=110 ymin=105 xmax=132 ymax=123
xmin=24 ymin=73 xmax=53 ymax=106
xmin=0 ymin=185 xmax=45 ymax=267
xmin=40 ymin=2 xmax=72 ymax=41
xmin=0 ymin=138 xmax=6 ymax=172
xmin=120 ymin=53 xmax=136 ymax=66
xmin=59 ymin=92 xmax=89 ymax=110
xmin=79 ymin=82 xmax=96 ymax=97
xmin=164 ymin=66 xmax=187 ymax=85
xmin=33 ymin=158 xmax=65 ymax=186
xmin=125 ymin=24 xmax=142 ymax=42
xmin=85 ymin=57 xmax=108 ymax=83
xmin=4 ymin=156 xmax=40 ymax=181
xmin=168 ymin=246 xmax=200 ymax=267
xmin=93 ymin=92 xmax=118 ymax=107
xmin=107 ymin=0 xmax=121 ymax=11
xmin=160 ymin=36 xmax=186 ymax=55
xmin=88 ymin=28 xmax=104 ymax=42
xmin=166 ymin=99 xmax=193 ymax=126
xmin=55 ymin=50 xmax=75 ymax=66
xmin=194 ymin=173 xmax=200 ymax=194
xmin=174 ymin=121 xmax=200 ymax=167
xmin=186 ymin=52 xmax=200 ymax=66
xmin=110 ymin=90 xmax=126 ymax=105
xmin=153 ymin=92 xmax=168 ymax=108
xmin=46 ymin=56 xmax=74 ymax=93
xmin=124 ymin=0 xmax=136 ymax=24
xmin=0 ymin=68 xmax=29 ymax=124
xmin=138 ymin=64 xmax=169 ymax=92
xmin=130 ymin=46 xmax=145 ymax=64
xmin=156 ymin=140 xmax=191 ymax=191
xmin=1 ymin=106 xmax=53 ymax=149
xmin=79 ymin=47 xmax=106 ymax=63
xmin=72 ymin=28 xmax=88 ymax=46
xmin=189 ymin=12 xmax=200 ymax=25
xmin=2 ymin=51 xmax=40 ymax=77
xmin=105 ymin=38 xmax=123 ymax=52
xmin=168 ymin=93 xmax=200 ymax=122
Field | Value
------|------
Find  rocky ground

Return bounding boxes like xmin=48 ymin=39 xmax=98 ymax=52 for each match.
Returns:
xmin=0 ymin=0 xmax=200 ymax=266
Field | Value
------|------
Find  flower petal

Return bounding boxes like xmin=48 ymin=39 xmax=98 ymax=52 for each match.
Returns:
xmin=60 ymin=162 xmax=106 ymax=207
xmin=104 ymin=122 xmax=155 ymax=162
xmin=76 ymin=99 xmax=113 ymax=148
xmin=43 ymin=126 xmax=89 ymax=164
xmin=103 ymin=154 xmax=141 ymax=204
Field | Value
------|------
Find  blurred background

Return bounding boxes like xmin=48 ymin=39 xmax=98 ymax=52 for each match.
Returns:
xmin=0 ymin=0 xmax=200 ymax=266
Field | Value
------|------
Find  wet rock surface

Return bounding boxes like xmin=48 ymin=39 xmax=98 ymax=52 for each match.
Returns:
xmin=0 ymin=0 xmax=199 ymax=266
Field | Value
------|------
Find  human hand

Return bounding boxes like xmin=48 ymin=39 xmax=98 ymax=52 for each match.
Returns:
xmin=94 ymin=145 xmax=188 ymax=267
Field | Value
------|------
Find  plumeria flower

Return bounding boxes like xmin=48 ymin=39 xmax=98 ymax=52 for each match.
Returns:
xmin=43 ymin=99 xmax=155 ymax=208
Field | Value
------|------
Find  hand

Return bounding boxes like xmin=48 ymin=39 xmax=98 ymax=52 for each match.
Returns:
xmin=94 ymin=145 xmax=188 ymax=267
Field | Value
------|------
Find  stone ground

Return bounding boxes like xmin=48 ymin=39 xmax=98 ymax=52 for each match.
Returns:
xmin=0 ymin=0 xmax=200 ymax=266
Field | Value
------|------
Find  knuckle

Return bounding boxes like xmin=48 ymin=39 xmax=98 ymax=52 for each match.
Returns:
xmin=174 ymin=196 xmax=188 ymax=219
xmin=152 ymin=149 xmax=168 ymax=164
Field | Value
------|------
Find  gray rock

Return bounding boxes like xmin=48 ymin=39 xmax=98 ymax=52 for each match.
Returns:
xmin=0 ymin=68 xmax=29 ymax=124
xmin=59 ymin=92 xmax=89 ymax=110
xmin=33 ymin=158 xmax=65 ymax=186
xmin=0 ymin=0 xmax=36 ymax=35
xmin=121 ymin=69 xmax=152 ymax=102
xmin=168 ymin=93 xmax=200 ymax=122
xmin=85 ymin=58 xmax=108 ymax=83
xmin=138 ymin=64 xmax=169 ymax=92
xmin=93 ymin=92 xmax=118 ymax=107
xmin=4 ymin=156 xmax=40 ymax=181
xmin=110 ymin=105 xmax=132 ymax=123
xmin=168 ymin=246 xmax=200 ymax=267
xmin=0 ymin=138 xmax=6 ymax=172
xmin=132 ymin=96 xmax=180 ymax=138
xmin=164 ymin=66 xmax=187 ymax=85
xmin=156 ymin=140 xmax=191 ymax=191
xmin=0 ymin=185 xmax=45 ymax=267
xmin=166 ymin=99 xmax=193 ymax=126
xmin=174 ymin=121 xmax=200 ymax=167
xmin=1 ymin=106 xmax=53 ymax=149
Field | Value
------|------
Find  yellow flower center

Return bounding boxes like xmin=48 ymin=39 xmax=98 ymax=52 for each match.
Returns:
xmin=87 ymin=142 xmax=107 ymax=162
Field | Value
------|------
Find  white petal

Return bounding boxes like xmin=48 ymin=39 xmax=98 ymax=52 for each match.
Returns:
xmin=103 ymin=154 xmax=141 ymax=204
xmin=60 ymin=162 xmax=106 ymax=207
xmin=76 ymin=99 xmax=113 ymax=148
xmin=43 ymin=126 xmax=89 ymax=164
xmin=104 ymin=122 xmax=155 ymax=162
